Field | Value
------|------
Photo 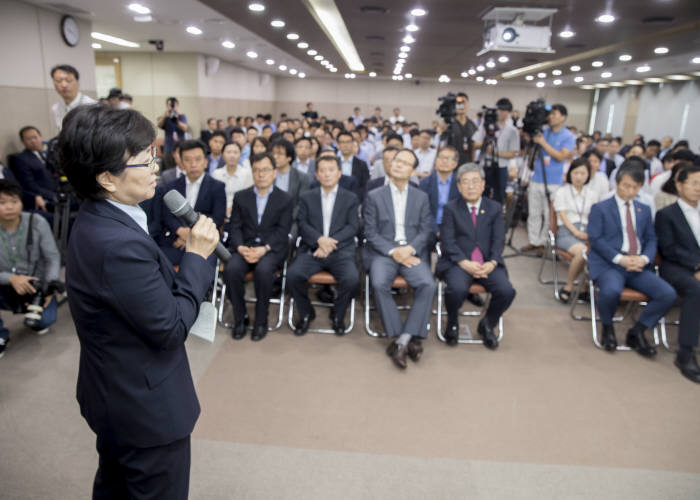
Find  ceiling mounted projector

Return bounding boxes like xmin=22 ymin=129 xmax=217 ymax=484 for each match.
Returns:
xmin=478 ymin=7 xmax=556 ymax=56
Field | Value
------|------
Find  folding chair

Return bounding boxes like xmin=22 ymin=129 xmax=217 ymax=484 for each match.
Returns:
xmin=288 ymin=271 xmax=355 ymax=335
xmin=364 ymin=274 xmax=423 ymax=337
xmin=537 ymin=201 xmax=574 ymax=300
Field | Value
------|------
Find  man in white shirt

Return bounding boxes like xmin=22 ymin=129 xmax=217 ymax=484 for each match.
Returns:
xmin=413 ymin=129 xmax=437 ymax=180
xmin=389 ymin=107 xmax=405 ymax=125
xmin=50 ymin=64 xmax=96 ymax=132
xmin=351 ymin=107 xmax=364 ymax=127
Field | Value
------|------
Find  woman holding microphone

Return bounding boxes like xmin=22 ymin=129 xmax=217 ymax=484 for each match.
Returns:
xmin=59 ymin=105 xmax=219 ymax=499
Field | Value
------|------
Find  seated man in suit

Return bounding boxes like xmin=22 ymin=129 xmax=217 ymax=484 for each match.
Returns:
xmin=11 ymin=126 xmax=57 ymax=213
xmin=159 ymin=142 xmax=184 ymax=186
xmin=337 ymin=131 xmax=370 ymax=191
xmin=223 ymin=152 xmax=293 ymax=341
xmin=364 ymin=148 xmax=436 ymax=369
xmin=588 ymin=159 xmax=676 ymax=356
xmin=287 ymin=155 xmax=360 ymax=336
xmin=419 ymin=146 xmax=460 ymax=235
xmin=367 ymin=146 xmax=400 ymax=192
xmin=292 ymin=136 xmax=316 ymax=181
xmin=655 ymin=162 xmax=700 ymax=383
xmin=312 ymin=149 xmax=362 ymax=199
xmin=437 ymin=164 xmax=516 ymax=348
xmin=160 ymin=140 xmax=226 ymax=267
xmin=271 ymin=139 xmax=310 ymax=210
xmin=206 ymin=131 xmax=227 ymax=174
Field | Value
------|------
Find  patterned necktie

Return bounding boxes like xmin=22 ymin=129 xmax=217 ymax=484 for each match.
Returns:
xmin=470 ymin=206 xmax=484 ymax=264
xmin=625 ymin=202 xmax=638 ymax=255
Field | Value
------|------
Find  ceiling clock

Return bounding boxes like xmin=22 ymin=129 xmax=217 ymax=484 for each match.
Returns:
xmin=60 ymin=15 xmax=80 ymax=47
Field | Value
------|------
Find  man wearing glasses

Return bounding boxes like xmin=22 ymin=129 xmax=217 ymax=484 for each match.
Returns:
xmin=336 ymin=131 xmax=370 ymax=191
xmin=223 ymin=152 xmax=293 ymax=341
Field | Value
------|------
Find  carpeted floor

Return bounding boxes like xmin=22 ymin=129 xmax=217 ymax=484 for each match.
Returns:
xmin=1 ymin=228 xmax=699 ymax=499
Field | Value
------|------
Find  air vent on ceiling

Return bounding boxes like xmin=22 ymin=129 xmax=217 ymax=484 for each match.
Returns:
xmin=46 ymin=3 xmax=91 ymax=15
xmin=360 ymin=6 xmax=388 ymax=15
xmin=370 ymin=51 xmax=384 ymax=56
xmin=642 ymin=16 xmax=674 ymax=24
xmin=565 ymin=43 xmax=585 ymax=48
xmin=366 ymin=35 xmax=385 ymax=41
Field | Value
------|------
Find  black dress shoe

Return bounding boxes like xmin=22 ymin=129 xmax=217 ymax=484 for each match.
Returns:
xmin=467 ymin=293 xmax=486 ymax=307
xmin=317 ymin=285 xmax=335 ymax=304
xmin=477 ymin=318 xmax=499 ymax=350
xmin=294 ymin=310 xmax=316 ymax=336
xmin=407 ymin=338 xmax=423 ymax=362
xmin=626 ymin=329 xmax=657 ymax=358
xmin=331 ymin=315 xmax=346 ymax=335
xmin=444 ymin=323 xmax=459 ymax=346
xmin=386 ymin=341 xmax=408 ymax=369
xmin=231 ymin=315 xmax=249 ymax=340
xmin=601 ymin=324 xmax=617 ymax=351
xmin=251 ymin=325 xmax=268 ymax=341
xmin=675 ymin=352 xmax=700 ymax=383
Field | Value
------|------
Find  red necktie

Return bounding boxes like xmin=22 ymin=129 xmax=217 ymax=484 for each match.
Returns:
xmin=470 ymin=206 xmax=484 ymax=264
xmin=625 ymin=202 xmax=638 ymax=255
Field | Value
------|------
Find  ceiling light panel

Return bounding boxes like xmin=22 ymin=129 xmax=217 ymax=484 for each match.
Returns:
xmin=305 ymin=0 xmax=365 ymax=72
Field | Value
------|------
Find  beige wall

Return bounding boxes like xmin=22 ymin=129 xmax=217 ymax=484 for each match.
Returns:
xmin=0 ymin=0 xmax=95 ymax=159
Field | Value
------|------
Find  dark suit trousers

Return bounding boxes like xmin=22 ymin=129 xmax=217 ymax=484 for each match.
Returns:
xmin=661 ymin=263 xmax=700 ymax=347
xmin=596 ymin=268 xmax=676 ymax=328
xmin=223 ymin=253 xmax=279 ymax=326
xmin=485 ymin=167 xmax=508 ymax=204
xmin=92 ymin=435 xmax=190 ymax=500
xmin=287 ymin=250 xmax=359 ymax=320
xmin=443 ymin=265 xmax=515 ymax=327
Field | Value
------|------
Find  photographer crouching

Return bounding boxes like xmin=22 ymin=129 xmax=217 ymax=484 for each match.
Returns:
xmin=0 ymin=179 xmax=61 ymax=357
xmin=472 ymin=98 xmax=520 ymax=204
xmin=522 ymin=103 xmax=576 ymax=253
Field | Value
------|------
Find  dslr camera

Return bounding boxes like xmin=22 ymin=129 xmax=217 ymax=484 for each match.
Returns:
xmin=23 ymin=280 xmax=64 ymax=331
xmin=522 ymin=98 xmax=551 ymax=136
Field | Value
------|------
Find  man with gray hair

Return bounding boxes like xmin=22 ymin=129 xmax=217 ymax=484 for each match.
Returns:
xmin=436 ymin=163 xmax=516 ymax=348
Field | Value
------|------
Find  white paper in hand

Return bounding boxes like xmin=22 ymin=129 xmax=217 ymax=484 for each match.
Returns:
xmin=189 ymin=301 xmax=216 ymax=343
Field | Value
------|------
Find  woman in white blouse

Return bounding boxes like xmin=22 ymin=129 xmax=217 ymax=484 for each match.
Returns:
xmin=211 ymin=142 xmax=253 ymax=217
xmin=553 ymin=157 xmax=602 ymax=303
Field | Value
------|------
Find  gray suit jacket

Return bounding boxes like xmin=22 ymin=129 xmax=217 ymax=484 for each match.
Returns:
xmin=159 ymin=167 xmax=181 ymax=187
xmin=287 ymin=166 xmax=311 ymax=208
xmin=363 ymin=184 xmax=433 ymax=267
xmin=292 ymin=158 xmax=316 ymax=182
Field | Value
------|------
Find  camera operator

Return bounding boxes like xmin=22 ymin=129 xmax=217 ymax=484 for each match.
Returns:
xmin=472 ymin=98 xmax=520 ymax=204
xmin=522 ymin=104 xmax=576 ymax=252
xmin=157 ymin=97 xmax=188 ymax=167
xmin=0 ymin=179 xmax=61 ymax=357
xmin=446 ymin=92 xmax=478 ymax=165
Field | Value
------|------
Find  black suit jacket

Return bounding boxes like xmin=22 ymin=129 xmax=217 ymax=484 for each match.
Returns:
xmin=298 ymin=187 xmax=359 ymax=255
xmin=140 ymin=185 xmax=163 ymax=240
xmin=342 ymin=156 xmax=370 ymax=189
xmin=310 ymin=174 xmax=362 ymax=201
xmin=655 ymin=202 xmax=700 ymax=273
xmin=161 ymin=174 xmax=226 ymax=244
xmin=437 ymin=197 xmax=505 ymax=275
xmin=419 ymin=171 xmax=460 ymax=233
xmin=66 ymin=199 xmax=212 ymax=447
xmin=9 ymin=150 xmax=57 ymax=206
xmin=228 ymin=186 xmax=293 ymax=265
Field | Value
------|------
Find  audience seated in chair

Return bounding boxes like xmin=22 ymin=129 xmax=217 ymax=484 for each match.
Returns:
xmin=336 ymin=131 xmax=370 ymax=191
xmin=206 ymin=131 xmax=227 ymax=174
xmin=211 ymin=141 xmax=254 ymax=218
xmin=10 ymin=126 xmax=57 ymax=216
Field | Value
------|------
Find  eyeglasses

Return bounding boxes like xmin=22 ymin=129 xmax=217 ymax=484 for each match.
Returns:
xmin=459 ymin=178 xmax=484 ymax=186
xmin=393 ymin=157 xmax=415 ymax=167
xmin=125 ymin=145 xmax=158 ymax=170
xmin=437 ymin=154 xmax=457 ymax=162
xmin=252 ymin=167 xmax=275 ymax=175
xmin=682 ymin=180 xmax=700 ymax=188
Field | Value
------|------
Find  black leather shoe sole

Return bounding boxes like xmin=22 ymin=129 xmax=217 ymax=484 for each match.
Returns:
xmin=674 ymin=358 xmax=700 ymax=383
xmin=478 ymin=320 xmax=499 ymax=350
xmin=251 ymin=327 xmax=268 ymax=341
xmin=626 ymin=335 xmax=657 ymax=357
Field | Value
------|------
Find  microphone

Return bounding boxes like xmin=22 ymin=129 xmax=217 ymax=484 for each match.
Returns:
xmin=163 ymin=189 xmax=231 ymax=262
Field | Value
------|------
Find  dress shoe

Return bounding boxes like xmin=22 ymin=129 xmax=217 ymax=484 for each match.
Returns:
xmin=251 ymin=325 xmax=268 ymax=342
xmin=444 ymin=323 xmax=459 ymax=346
xmin=331 ymin=315 xmax=346 ymax=336
xmin=294 ymin=310 xmax=316 ymax=336
xmin=467 ymin=293 xmax=486 ymax=307
xmin=477 ymin=318 xmax=499 ymax=350
xmin=385 ymin=341 xmax=408 ymax=369
xmin=407 ymin=338 xmax=423 ymax=362
xmin=675 ymin=352 xmax=700 ymax=384
xmin=625 ymin=329 xmax=657 ymax=358
xmin=231 ymin=315 xmax=249 ymax=340
xmin=601 ymin=324 xmax=617 ymax=351
xmin=317 ymin=285 xmax=335 ymax=304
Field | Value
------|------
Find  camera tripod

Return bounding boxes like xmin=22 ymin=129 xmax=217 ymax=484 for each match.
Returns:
xmin=52 ymin=179 xmax=73 ymax=263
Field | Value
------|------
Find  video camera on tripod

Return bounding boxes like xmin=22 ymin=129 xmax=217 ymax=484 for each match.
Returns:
xmin=436 ymin=92 xmax=457 ymax=123
xmin=481 ymin=106 xmax=499 ymax=137
xmin=522 ymin=98 xmax=551 ymax=137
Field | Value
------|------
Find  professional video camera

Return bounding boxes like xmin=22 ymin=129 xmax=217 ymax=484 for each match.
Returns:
xmin=522 ymin=98 xmax=551 ymax=136
xmin=481 ymin=106 xmax=499 ymax=137
xmin=436 ymin=92 xmax=457 ymax=122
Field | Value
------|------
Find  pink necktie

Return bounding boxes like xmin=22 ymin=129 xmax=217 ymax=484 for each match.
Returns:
xmin=625 ymin=202 xmax=638 ymax=255
xmin=470 ymin=206 xmax=484 ymax=264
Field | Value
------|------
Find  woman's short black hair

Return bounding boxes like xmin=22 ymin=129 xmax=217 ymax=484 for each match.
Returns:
xmin=616 ymin=157 xmax=646 ymax=185
xmin=565 ymin=157 xmax=591 ymax=185
xmin=59 ymin=105 xmax=155 ymax=200
xmin=0 ymin=179 xmax=23 ymax=199
xmin=251 ymin=137 xmax=270 ymax=153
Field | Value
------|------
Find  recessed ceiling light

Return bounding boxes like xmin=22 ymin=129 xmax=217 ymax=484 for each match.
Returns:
xmin=439 ymin=75 xmax=450 ymax=83
xmin=595 ymin=83 xmax=609 ymax=88
xmin=574 ymin=76 xmax=584 ymax=82
xmin=461 ymin=71 xmax=469 ymax=78
xmin=592 ymin=60 xmax=604 ymax=67
xmin=286 ymin=33 xmax=299 ymax=40
xmin=654 ymin=46 xmax=669 ymax=55
xmin=134 ymin=15 xmax=152 ymax=22
xmin=570 ymin=65 xmax=581 ymax=72
xmin=692 ymin=56 xmax=700 ymax=64
xmin=644 ymin=77 xmax=665 ymax=83
xmin=321 ymin=60 xmax=329 ymax=66
xmin=609 ymin=82 xmax=624 ymax=87
xmin=307 ymin=49 xmax=317 ymax=56
xmin=248 ymin=3 xmax=265 ymax=12
xmin=186 ymin=26 xmax=202 ymax=35
xmin=636 ymin=64 xmax=651 ymax=73
xmin=536 ymin=81 xmax=545 ymax=87
xmin=410 ymin=8 xmax=426 ymax=16
xmin=400 ymin=45 xmax=411 ymax=52
xmin=314 ymin=55 xmax=323 ymax=61
xmin=265 ymin=59 xmax=274 ymax=65
xmin=369 ymin=71 xmax=377 ymax=77
xmin=246 ymin=50 xmax=258 ymax=59
xmin=525 ymin=75 xmax=534 ymax=81
xmin=91 ymin=42 xmax=102 ymax=49
xmin=113 ymin=58 xmax=120 ymax=63
xmin=406 ymin=24 xmax=419 ymax=32
xmin=289 ymin=68 xmax=297 ymax=75
xmin=601 ymin=71 xmax=612 ymax=78
xmin=537 ymin=72 xmax=546 ymax=78
xmin=330 ymin=67 xmax=337 ymax=73
xmin=595 ymin=13 xmax=615 ymax=23
xmin=476 ymin=76 xmax=484 ymax=82
xmin=552 ymin=69 xmax=562 ymax=76
xmin=405 ymin=73 xmax=413 ymax=78
xmin=279 ymin=64 xmax=287 ymax=71
xmin=402 ymin=35 xmax=415 ymax=44
xmin=498 ymin=55 xmax=509 ymax=63
xmin=580 ymin=84 xmax=594 ymax=90
xmin=270 ymin=19 xmax=285 ymax=28
xmin=398 ymin=53 xmax=407 ymax=59
xmin=297 ymin=42 xmax=309 ymax=49
xmin=476 ymin=65 xmax=485 ymax=72
xmin=619 ymin=54 xmax=632 ymax=62
xmin=623 ymin=80 xmax=643 ymax=85
xmin=553 ymin=79 xmax=563 ymax=85
xmin=298 ymin=72 xmax=306 ymax=78
xmin=128 ymin=3 xmax=151 ymax=15
xmin=666 ymin=74 xmax=692 ymax=80
xmin=558 ymin=28 xmax=575 ymax=38
xmin=468 ymin=68 xmax=476 ymax=75
xmin=486 ymin=60 xmax=495 ymax=68
xmin=396 ymin=75 xmax=403 ymax=80
xmin=222 ymin=40 xmax=235 ymax=49
xmin=92 ymin=32 xmax=140 ymax=48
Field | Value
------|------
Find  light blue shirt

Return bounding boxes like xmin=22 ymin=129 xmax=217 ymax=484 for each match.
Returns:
xmin=253 ymin=186 xmax=271 ymax=224
xmin=339 ymin=155 xmax=353 ymax=177
xmin=275 ymin=170 xmax=291 ymax=193
xmin=531 ymin=126 xmax=576 ymax=185
xmin=436 ymin=173 xmax=453 ymax=225
xmin=240 ymin=143 xmax=250 ymax=165
xmin=107 ymin=199 xmax=149 ymax=234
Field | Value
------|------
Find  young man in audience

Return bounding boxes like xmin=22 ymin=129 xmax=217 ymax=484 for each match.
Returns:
xmin=644 ymin=140 xmax=663 ymax=176
xmin=292 ymin=137 xmax=316 ymax=181
xmin=200 ymin=117 xmax=217 ymax=145
xmin=414 ymin=129 xmax=437 ymax=180
xmin=658 ymin=136 xmax=674 ymax=160
xmin=159 ymin=140 xmax=225 ymax=267
xmin=655 ymin=163 xmax=700 ymax=383
xmin=0 ymin=180 xmax=61 ymax=357
xmin=419 ymin=146 xmax=460 ymax=236
xmin=206 ymin=131 xmax=227 ymax=173
xmin=587 ymin=160 xmax=676 ymax=356
xmin=11 ymin=126 xmax=57 ymax=215
xmin=583 ymin=150 xmax=610 ymax=202
xmin=287 ymin=156 xmax=360 ymax=336
xmin=364 ymin=148 xmax=436 ymax=369
xmin=50 ymin=64 xmax=96 ymax=132
xmin=223 ymin=152 xmax=293 ymax=341
xmin=367 ymin=146 xmax=402 ymax=192
xmin=159 ymin=143 xmax=184 ymax=186
xmin=336 ymin=131 xmax=370 ymax=191
xmin=271 ymin=139 xmax=310 ymax=214
xmin=371 ymin=132 xmax=404 ymax=179
xmin=212 ymin=142 xmax=254 ymax=217
xmin=437 ymin=164 xmax=516 ymax=348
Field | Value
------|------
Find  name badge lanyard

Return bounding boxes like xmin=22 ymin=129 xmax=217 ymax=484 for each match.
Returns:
xmin=569 ymin=185 xmax=587 ymax=226
xmin=0 ymin=224 xmax=24 ymax=274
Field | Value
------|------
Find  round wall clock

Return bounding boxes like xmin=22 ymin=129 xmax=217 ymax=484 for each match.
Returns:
xmin=60 ymin=15 xmax=80 ymax=47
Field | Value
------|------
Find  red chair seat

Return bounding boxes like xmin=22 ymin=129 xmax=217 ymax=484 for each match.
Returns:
xmin=620 ymin=288 xmax=649 ymax=302
xmin=468 ymin=283 xmax=486 ymax=294
xmin=393 ymin=276 xmax=409 ymax=288
xmin=309 ymin=271 xmax=337 ymax=285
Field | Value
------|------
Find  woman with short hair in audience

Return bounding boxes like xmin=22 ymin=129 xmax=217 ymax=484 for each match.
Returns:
xmin=211 ymin=141 xmax=254 ymax=217
xmin=309 ymin=137 xmax=321 ymax=158
xmin=553 ymin=157 xmax=602 ymax=303
xmin=250 ymin=136 xmax=270 ymax=155
xmin=583 ymin=150 xmax=610 ymax=201
xmin=655 ymin=160 xmax=691 ymax=211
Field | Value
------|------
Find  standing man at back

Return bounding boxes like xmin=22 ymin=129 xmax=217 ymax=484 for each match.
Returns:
xmin=50 ymin=64 xmax=96 ymax=132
